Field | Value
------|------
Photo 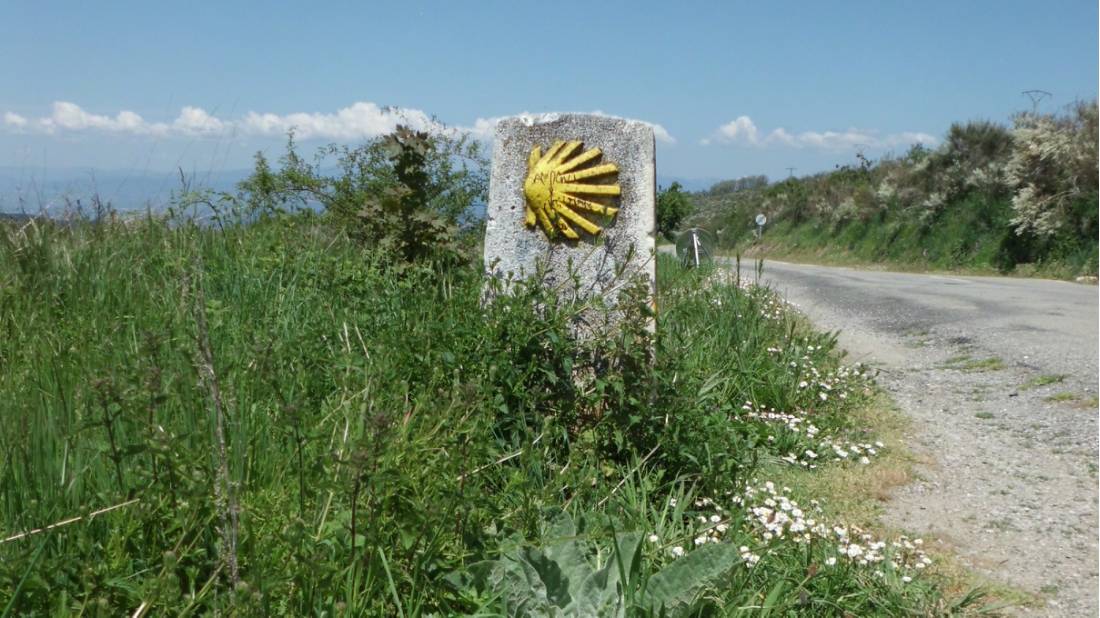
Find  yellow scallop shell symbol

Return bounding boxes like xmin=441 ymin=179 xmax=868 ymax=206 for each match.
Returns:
xmin=523 ymin=140 xmax=621 ymax=240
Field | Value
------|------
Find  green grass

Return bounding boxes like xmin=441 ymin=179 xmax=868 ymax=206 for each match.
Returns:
xmin=1045 ymin=392 xmax=1079 ymax=402
xmin=1020 ymin=374 xmax=1067 ymax=390
xmin=0 ymin=212 xmax=977 ymax=615
xmin=736 ymin=193 xmax=1088 ymax=278
xmin=940 ymin=355 xmax=1006 ymax=373
xmin=960 ymin=358 xmax=1006 ymax=372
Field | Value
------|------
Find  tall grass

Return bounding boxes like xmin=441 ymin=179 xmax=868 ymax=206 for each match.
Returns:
xmin=0 ymin=212 xmax=970 ymax=614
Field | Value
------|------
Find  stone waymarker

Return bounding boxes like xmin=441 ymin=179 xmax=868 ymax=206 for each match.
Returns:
xmin=483 ymin=114 xmax=656 ymax=334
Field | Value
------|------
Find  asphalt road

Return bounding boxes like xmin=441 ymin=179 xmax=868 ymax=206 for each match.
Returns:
xmin=751 ymin=258 xmax=1099 ymax=616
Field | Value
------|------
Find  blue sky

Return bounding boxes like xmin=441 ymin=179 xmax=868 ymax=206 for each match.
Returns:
xmin=1 ymin=0 xmax=1096 ymax=194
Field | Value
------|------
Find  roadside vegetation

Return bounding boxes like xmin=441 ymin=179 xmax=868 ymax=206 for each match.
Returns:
xmin=687 ymin=101 xmax=1098 ymax=279
xmin=0 ymin=127 xmax=981 ymax=615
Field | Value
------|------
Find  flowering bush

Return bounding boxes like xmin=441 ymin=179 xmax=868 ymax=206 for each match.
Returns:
xmin=1006 ymin=101 xmax=1099 ymax=239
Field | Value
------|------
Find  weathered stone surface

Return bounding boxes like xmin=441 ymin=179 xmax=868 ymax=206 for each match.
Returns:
xmin=483 ymin=113 xmax=656 ymax=332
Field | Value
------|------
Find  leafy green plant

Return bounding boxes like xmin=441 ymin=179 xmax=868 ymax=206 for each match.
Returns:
xmin=451 ymin=512 xmax=742 ymax=616
xmin=657 ymin=182 xmax=693 ymax=241
xmin=0 ymin=209 xmax=961 ymax=614
xmin=237 ymin=124 xmax=488 ymax=263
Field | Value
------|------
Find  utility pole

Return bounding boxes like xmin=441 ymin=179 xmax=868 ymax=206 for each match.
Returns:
xmin=1022 ymin=90 xmax=1051 ymax=114
xmin=785 ymin=167 xmax=796 ymax=178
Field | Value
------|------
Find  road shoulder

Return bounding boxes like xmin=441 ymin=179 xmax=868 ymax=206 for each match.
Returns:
xmin=755 ymin=259 xmax=1100 ymax=617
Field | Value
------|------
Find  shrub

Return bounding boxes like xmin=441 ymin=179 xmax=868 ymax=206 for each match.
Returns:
xmin=238 ymin=125 xmax=488 ymax=262
xmin=657 ymin=182 xmax=693 ymax=240
xmin=1006 ymin=101 xmax=1099 ymax=239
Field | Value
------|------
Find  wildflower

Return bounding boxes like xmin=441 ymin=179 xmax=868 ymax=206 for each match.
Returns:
xmin=825 ymin=556 xmax=837 ymax=566
xmin=859 ymin=456 xmax=871 ymax=465
xmin=902 ymin=576 xmax=912 ymax=583
xmin=670 ymin=546 xmax=685 ymax=558
xmin=647 ymin=533 xmax=659 ymax=543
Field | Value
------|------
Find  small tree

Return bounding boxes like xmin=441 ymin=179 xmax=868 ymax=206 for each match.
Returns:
xmin=656 ymin=182 xmax=693 ymax=240
xmin=237 ymin=124 xmax=488 ymax=263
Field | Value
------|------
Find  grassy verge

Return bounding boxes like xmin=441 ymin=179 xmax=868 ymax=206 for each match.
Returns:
xmin=736 ymin=243 xmax=1096 ymax=282
xmin=731 ymin=208 xmax=1097 ymax=281
xmin=0 ymin=212 xmax=982 ymax=615
xmin=687 ymin=104 xmax=1099 ymax=282
xmin=765 ymin=393 xmax=1033 ymax=612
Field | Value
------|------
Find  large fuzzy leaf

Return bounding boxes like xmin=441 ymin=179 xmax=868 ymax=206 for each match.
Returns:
xmin=643 ymin=542 xmax=742 ymax=610
xmin=542 ymin=512 xmax=594 ymax=594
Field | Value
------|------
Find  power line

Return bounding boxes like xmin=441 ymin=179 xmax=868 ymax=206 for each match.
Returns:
xmin=1022 ymin=90 xmax=1052 ymax=113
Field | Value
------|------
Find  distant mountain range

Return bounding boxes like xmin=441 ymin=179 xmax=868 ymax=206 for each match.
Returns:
xmin=0 ymin=166 xmax=249 ymax=214
xmin=0 ymin=166 xmax=724 ymax=215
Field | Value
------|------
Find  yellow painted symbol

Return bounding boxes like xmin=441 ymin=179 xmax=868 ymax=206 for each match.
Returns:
xmin=523 ymin=140 xmax=620 ymax=240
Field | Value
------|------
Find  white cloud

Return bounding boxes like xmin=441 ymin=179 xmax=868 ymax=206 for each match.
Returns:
xmin=649 ymin=123 xmax=676 ymax=144
xmin=172 ymin=106 xmax=226 ymax=135
xmin=41 ymin=101 xmax=148 ymax=133
xmin=795 ymin=129 xmax=874 ymax=150
xmin=767 ymin=127 xmax=797 ymax=146
xmin=0 ymin=100 xmax=447 ymax=140
xmin=3 ymin=112 xmax=27 ymax=128
xmin=715 ymin=116 xmax=760 ymax=144
xmin=240 ymin=102 xmax=443 ymax=140
xmin=3 ymin=101 xmax=678 ymax=146
xmin=705 ymin=115 xmax=938 ymax=151
xmin=885 ymin=131 xmax=939 ymax=147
